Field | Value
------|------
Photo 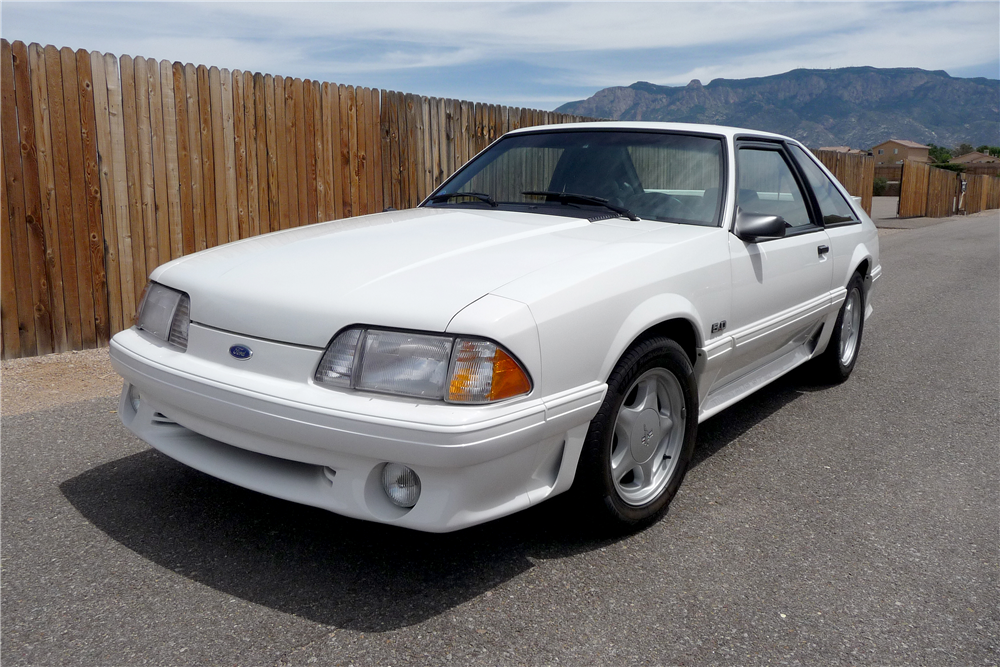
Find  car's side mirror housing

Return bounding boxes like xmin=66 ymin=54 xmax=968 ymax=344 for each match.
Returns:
xmin=734 ymin=209 xmax=787 ymax=242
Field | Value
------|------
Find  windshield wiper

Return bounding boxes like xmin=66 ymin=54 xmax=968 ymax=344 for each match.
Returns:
xmin=426 ymin=191 xmax=498 ymax=207
xmin=522 ymin=190 xmax=639 ymax=221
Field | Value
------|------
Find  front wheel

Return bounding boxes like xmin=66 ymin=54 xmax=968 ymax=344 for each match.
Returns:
xmin=575 ymin=337 xmax=698 ymax=530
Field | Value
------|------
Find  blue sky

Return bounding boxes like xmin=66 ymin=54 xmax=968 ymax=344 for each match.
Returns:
xmin=3 ymin=1 xmax=998 ymax=111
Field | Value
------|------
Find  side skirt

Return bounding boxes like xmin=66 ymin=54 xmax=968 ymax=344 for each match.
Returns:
xmin=698 ymin=337 xmax=817 ymax=422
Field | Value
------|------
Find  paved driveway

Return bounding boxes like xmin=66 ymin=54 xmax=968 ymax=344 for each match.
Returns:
xmin=3 ymin=213 xmax=998 ymax=666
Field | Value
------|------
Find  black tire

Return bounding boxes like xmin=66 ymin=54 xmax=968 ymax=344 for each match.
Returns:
xmin=574 ymin=337 xmax=698 ymax=531
xmin=814 ymin=271 xmax=866 ymax=383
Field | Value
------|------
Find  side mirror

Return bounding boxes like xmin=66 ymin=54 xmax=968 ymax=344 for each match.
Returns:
xmin=735 ymin=209 xmax=787 ymax=242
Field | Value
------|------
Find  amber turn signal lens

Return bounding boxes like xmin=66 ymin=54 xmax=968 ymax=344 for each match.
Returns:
xmin=447 ymin=339 xmax=531 ymax=403
xmin=488 ymin=348 xmax=532 ymax=401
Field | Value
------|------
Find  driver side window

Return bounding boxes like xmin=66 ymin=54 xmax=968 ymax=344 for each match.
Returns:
xmin=737 ymin=148 xmax=812 ymax=228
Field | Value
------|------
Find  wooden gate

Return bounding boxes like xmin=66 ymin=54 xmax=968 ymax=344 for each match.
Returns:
xmin=898 ymin=161 xmax=930 ymax=218
xmin=925 ymin=168 xmax=960 ymax=218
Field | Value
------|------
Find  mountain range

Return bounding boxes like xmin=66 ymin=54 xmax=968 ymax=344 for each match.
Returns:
xmin=556 ymin=67 xmax=1000 ymax=150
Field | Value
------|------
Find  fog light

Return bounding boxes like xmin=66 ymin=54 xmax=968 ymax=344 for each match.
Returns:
xmin=381 ymin=463 xmax=421 ymax=508
xmin=127 ymin=384 xmax=141 ymax=413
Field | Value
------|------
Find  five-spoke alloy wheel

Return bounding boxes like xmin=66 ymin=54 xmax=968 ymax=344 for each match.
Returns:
xmin=576 ymin=337 xmax=698 ymax=530
xmin=815 ymin=271 xmax=866 ymax=383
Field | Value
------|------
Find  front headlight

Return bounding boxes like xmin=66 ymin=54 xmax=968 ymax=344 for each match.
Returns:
xmin=315 ymin=327 xmax=532 ymax=404
xmin=136 ymin=282 xmax=190 ymax=351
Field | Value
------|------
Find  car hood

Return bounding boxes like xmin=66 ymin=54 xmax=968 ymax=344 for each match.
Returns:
xmin=152 ymin=208 xmax=654 ymax=347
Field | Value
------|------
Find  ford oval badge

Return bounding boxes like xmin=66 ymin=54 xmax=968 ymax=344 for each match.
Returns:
xmin=229 ymin=344 xmax=253 ymax=360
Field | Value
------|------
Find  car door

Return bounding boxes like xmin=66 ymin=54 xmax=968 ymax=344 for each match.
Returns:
xmin=720 ymin=140 xmax=833 ymax=383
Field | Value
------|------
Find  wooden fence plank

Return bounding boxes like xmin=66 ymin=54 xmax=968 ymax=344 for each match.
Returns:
xmin=345 ymin=85 xmax=359 ymax=217
xmin=196 ymin=64 xmax=217 ymax=247
xmin=273 ymin=75 xmax=289 ymax=229
xmin=2 ymin=40 xmax=37 ymax=355
xmin=75 ymin=49 xmax=109 ymax=345
xmin=13 ymin=41 xmax=54 ymax=354
xmin=370 ymin=87 xmax=383 ymax=213
xmin=133 ymin=57 xmax=159 ymax=273
xmin=360 ymin=87 xmax=374 ymax=214
xmin=428 ymin=97 xmax=441 ymax=190
xmin=302 ymin=79 xmax=317 ymax=225
xmin=90 ymin=49 xmax=123 ymax=336
xmin=267 ymin=74 xmax=284 ymax=230
xmin=106 ymin=53 xmax=136 ymax=324
xmin=60 ymin=47 xmax=98 ymax=347
xmin=220 ymin=68 xmax=238 ymax=241
xmin=203 ymin=65 xmax=221 ymax=247
xmin=146 ymin=57 xmax=170 ymax=269
xmin=311 ymin=80 xmax=325 ymax=223
xmin=240 ymin=71 xmax=257 ymax=237
xmin=355 ymin=87 xmax=369 ymax=216
xmin=292 ymin=77 xmax=308 ymax=226
xmin=254 ymin=72 xmax=270 ymax=234
xmin=330 ymin=84 xmax=351 ymax=218
xmin=1 ymin=134 xmax=21 ymax=357
xmin=46 ymin=45 xmax=84 ymax=349
xmin=397 ymin=92 xmax=410 ymax=207
xmin=29 ymin=43 xmax=68 ymax=351
xmin=407 ymin=94 xmax=421 ymax=207
xmin=421 ymin=96 xmax=432 ymax=199
xmin=183 ymin=63 xmax=205 ymax=252
xmin=232 ymin=70 xmax=249 ymax=239
xmin=160 ymin=60 xmax=183 ymax=261
xmin=120 ymin=53 xmax=148 ymax=316
xmin=321 ymin=83 xmax=335 ymax=219
xmin=283 ymin=76 xmax=300 ymax=227
xmin=386 ymin=91 xmax=401 ymax=210
xmin=370 ymin=88 xmax=381 ymax=211
xmin=173 ymin=63 xmax=195 ymax=256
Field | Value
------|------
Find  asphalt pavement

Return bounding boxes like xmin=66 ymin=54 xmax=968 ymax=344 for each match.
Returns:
xmin=3 ymin=212 xmax=998 ymax=667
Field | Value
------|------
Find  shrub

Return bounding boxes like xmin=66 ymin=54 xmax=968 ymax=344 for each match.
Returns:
xmin=873 ymin=177 xmax=888 ymax=196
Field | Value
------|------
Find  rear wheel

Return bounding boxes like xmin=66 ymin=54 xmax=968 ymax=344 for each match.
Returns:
xmin=575 ymin=337 xmax=698 ymax=530
xmin=814 ymin=272 xmax=865 ymax=382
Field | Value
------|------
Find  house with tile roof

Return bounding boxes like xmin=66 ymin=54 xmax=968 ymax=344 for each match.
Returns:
xmin=950 ymin=151 xmax=1000 ymax=164
xmin=871 ymin=139 xmax=929 ymax=165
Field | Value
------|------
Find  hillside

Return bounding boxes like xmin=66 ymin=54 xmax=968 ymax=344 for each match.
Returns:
xmin=556 ymin=67 xmax=1000 ymax=149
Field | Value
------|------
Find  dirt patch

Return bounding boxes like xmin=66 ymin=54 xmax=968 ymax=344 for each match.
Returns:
xmin=1 ymin=348 xmax=122 ymax=417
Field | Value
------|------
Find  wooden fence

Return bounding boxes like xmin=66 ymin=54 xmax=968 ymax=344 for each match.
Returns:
xmin=897 ymin=159 xmax=1000 ymax=218
xmin=811 ymin=150 xmax=874 ymax=215
xmin=964 ymin=174 xmax=1000 ymax=214
xmin=1 ymin=39 xmax=595 ymax=359
xmin=1 ymin=39 xmax=916 ymax=360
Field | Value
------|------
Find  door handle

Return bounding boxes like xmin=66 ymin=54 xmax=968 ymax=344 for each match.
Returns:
xmin=817 ymin=245 xmax=830 ymax=256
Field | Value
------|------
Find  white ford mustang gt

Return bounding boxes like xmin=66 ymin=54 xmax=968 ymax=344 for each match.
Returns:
xmin=110 ymin=122 xmax=880 ymax=533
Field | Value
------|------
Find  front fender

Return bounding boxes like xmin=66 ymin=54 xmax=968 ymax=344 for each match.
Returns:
xmin=599 ymin=293 xmax=705 ymax=381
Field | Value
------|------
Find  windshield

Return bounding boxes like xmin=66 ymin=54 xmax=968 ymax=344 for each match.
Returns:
xmin=423 ymin=130 xmax=725 ymax=226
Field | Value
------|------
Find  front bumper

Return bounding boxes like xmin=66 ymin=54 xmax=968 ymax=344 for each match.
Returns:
xmin=110 ymin=326 xmax=605 ymax=532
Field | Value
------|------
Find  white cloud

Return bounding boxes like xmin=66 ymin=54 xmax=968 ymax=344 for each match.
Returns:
xmin=2 ymin=1 xmax=997 ymax=108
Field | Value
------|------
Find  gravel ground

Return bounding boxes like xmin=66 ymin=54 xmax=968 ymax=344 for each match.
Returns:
xmin=1 ymin=348 xmax=121 ymax=417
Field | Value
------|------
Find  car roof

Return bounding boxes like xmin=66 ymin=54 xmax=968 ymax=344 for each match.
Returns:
xmin=507 ymin=120 xmax=793 ymax=143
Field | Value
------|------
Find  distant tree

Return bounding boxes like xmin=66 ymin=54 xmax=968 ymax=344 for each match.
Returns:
xmin=928 ymin=143 xmax=952 ymax=163
xmin=954 ymin=143 xmax=975 ymax=157
xmin=976 ymin=145 xmax=1000 ymax=158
